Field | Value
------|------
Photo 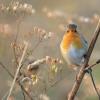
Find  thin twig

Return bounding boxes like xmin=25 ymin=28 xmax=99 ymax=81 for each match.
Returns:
xmin=14 ymin=12 xmax=25 ymax=44
xmin=7 ymin=42 xmax=28 ymax=100
xmin=20 ymin=84 xmax=26 ymax=100
xmin=13 ymin=14 xmax=26 ymax=99
xmin=68 ymin=18 xmax=100 ymax=100
xmin=13 ymin=16 xmax=24 ymax=67
xmin=0 ymin=62 xmax=14 ymax=78
xmin=89 ymin=71 xmax=100 ymax=99
xmin=14 ymin=21 xmax=21 ymax=44
xmin=85 ymin=59 xmax=100 ymax=71
xmin=23 ymin=38 xmax=43 ymax=65
xmin=31 ymin=38 xmax=43 ymax=55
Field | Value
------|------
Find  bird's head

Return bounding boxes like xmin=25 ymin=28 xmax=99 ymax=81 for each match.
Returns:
xmin=66 ymin=23 xmax=77 ymax=33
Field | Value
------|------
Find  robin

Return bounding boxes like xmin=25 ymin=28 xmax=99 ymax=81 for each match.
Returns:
xmin=60 ymin=23 xmax=88 ymax=70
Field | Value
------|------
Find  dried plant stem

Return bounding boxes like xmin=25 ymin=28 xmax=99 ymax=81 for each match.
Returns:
xmin=7 ymin=42 xmax=28 ymax=100
xmin=13 ymin=16 xmax=25 ymax=67
xmin=18 ymin=83 xmax=33 ymax=100
xmin=20 ymin=84 xmax=26 ymax=100
xmin=0 ymin=61 xmax=33 ymax=100
xmin=31 ymin=38 xmax=43 ymax=55
xmin=13 ymin=15 xmax=26 ymax=99
xmin=0 ymin=62 xmax=14 ymax=78
xmin=68 ymin=18 xmax=100 ymax=100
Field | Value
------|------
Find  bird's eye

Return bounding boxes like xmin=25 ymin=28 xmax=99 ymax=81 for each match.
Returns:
xmin=74 ymin=30 xmax=77 ymax=32
xmin=71 ymin=30 xmax=77 ymax=33
xmin=67 ymin=30 xmax=69 ymax=33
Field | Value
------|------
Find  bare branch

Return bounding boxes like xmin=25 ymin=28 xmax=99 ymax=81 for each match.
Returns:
xmin=68 ymin=18 xmax=100 ymax=100
xmin=84 ymin=59 xmax=100 ymax=71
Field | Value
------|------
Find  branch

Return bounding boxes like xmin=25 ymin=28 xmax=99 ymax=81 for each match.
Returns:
xmin=84 ymin=59 xmax=100 ymax=71
xmin=7 ymin=42 xmax=28 ymax=100
xmin=68 ymin=18 xmax=100 ymax=100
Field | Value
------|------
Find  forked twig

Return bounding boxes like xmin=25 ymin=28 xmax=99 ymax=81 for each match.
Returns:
xmin=84 ymin=59 xmax=100 ymax=71
xmin=68 ymin=18 xmax=100 ymax=100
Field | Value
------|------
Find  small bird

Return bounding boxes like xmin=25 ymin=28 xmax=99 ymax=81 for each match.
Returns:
xmin=60 ymin=23 xmax=88 ymax=70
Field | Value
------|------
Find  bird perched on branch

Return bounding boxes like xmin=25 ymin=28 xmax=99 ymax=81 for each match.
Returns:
xmin=60 ymin=23 xmax=88 ymax=70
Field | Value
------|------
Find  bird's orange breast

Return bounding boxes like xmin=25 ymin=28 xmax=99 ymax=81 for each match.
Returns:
xmin=60 ymin=32 xmax=83 ymax=52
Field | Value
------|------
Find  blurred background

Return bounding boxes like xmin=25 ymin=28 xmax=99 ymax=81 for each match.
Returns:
xmin=0 ymin=0 xmax=100 ymax=100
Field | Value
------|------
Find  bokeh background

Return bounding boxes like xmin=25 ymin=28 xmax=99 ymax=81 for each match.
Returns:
xmin=0 ymin=0 xmax=100 ymax=100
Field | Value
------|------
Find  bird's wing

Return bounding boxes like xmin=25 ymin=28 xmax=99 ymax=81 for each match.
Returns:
xmin=79 ymin=32 xmax=88 ymax=50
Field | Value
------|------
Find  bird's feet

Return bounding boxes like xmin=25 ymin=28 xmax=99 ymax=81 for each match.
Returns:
xmin=84 ymin=67 xmax=92 ymax=74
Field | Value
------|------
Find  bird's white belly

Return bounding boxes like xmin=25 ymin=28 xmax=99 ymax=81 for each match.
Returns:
xmin=63 ymin=45 xmax=86 ymax=66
